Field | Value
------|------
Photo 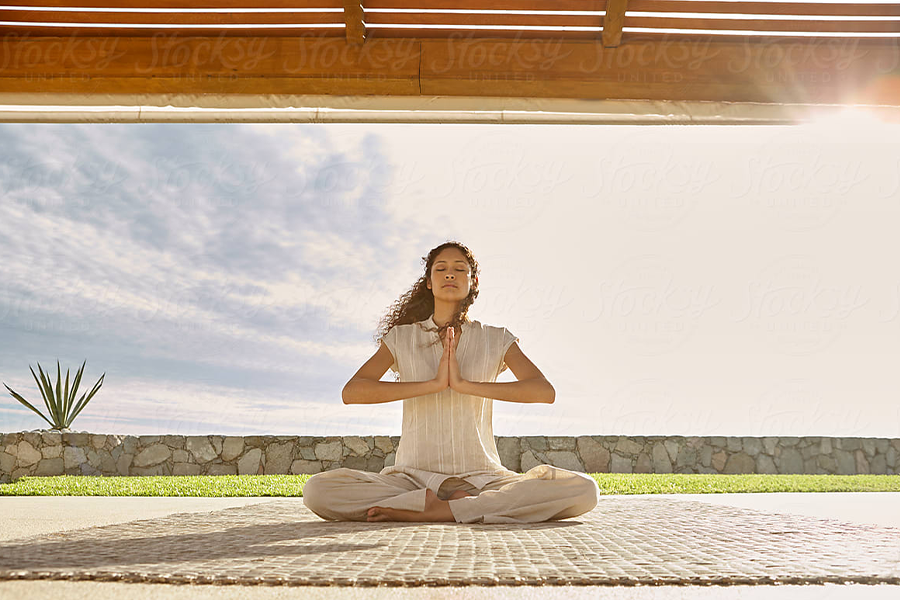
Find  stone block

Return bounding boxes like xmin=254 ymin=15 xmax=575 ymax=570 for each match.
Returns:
xmin=343 ymin=456 xmax=368 ymax=471
xmin=173 ymin=463 xmax=202 ymax=476
xmin=86 ymin=449 xmax=101 ymax=467
xmin=776 ymin=448 xmax=804 ymax=474
xmin=523 ymin=436 xmax=548 ymax=452
xmin=609 ymin=453 xmax=632 ymax=474
xmin=122 ymin=436 xmax=138 ymax=455
xmin=210 ymin=436 xmax=223 ymax=455
xmin=545 ymin=450 xmax=583 ymax=472
xmin=742 ymin=438 xmax=762 ymax=457
xmin=548 ymin=436 xmax=575 ymax=451
xmin=634 ymin=453 xmax=652 ymax=473
xmin=222 ymin=437 xmax=244 ymax=462
xmin=855 ymin=449 xmax=870 ymax=475
xmin=711 ymin=450 xmax=727 ymax=472
xmin=344 ymin=436 xmax=369 ymax=457
xmin=238 ymin=448 xmax=262 ymax=475
xmin=0 ymin=453 xmax=16 ymax=473
xmin=675 ymin=447 xmax=698 ymax=469
xmin=862 ymin=439 xmax=876 ymax=457
xmin=366 ymin=456 xmax=385 ymax=472
xmin=265 ymin=441 xmax=294 ymax=474
xmin=652 ymin=443 xmax=673 ymax=474
xmin=614 ymin=438 xmax=643 ymax=456
xmin=817 ymin=454 xmax=837 ymax=473
xmin=132 ymin=464 xmax=170 ymax=476
xmin=186 ymin=436 xmax=218 ymax=463
xmin=497 ymin=437 xmax=520 ymax=472
xmin=663 ymin=440 xmax=680 ymax=462
xmin=116 ymin=453 xmax=133 ymax=476
xmin=64 ymin=446 xmax=86 ymax=470
xmin=40 ymin=432 xmax=62 ymax=446
xmin=841 ymin=438 xmax=861 ymax=451
xmin=520 ymin=450 xmax=541 ymax=472
xmin=34 ymin=458 xmax=64 ymax=476
xmin=91 ymin=435 xmax=106 ymax=449
xmin=172 ymin=449 xmax=189 ymax=462
xmin=163 ymin=435 xmax=184 ymax=449
xmin=99 ymin=451 xmax=116 ymax=473
xmin=133 ymin=444 xmax=172 ymax=468
xmin=723 ymin=452 xmax=756 ymax=475
xmin=314 ymin=441 xmax=342 ymax=461
xmin=290 ymin=459 xmax=322 ymax=474
xmin=207 ymin=463 xmax=237 ymax=476
xmin=373 ymin=436 xmax=393 ymax=453
xmin=16 ymin=441 xmax=42 ymax=467
xmin=577 ymin=436 xmax=610 ymax=473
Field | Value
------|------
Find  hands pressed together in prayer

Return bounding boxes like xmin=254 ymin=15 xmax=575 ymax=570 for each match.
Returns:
xmin=433 ymin=326 xmax=467 ymax=393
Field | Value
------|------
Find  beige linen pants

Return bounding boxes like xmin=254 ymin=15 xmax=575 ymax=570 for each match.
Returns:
xmin=302 ymin=464 xmax=600 ymax=524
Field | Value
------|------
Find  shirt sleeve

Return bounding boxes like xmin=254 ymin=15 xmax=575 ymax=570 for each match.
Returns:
xmin=382 ymin=326 xmax=400 ymax=374
xmin=498 ymin=326 xmax=519 ymax=374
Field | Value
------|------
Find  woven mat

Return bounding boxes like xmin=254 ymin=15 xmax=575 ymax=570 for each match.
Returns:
xmin=1 ymin=496 xmax=899 ymax=587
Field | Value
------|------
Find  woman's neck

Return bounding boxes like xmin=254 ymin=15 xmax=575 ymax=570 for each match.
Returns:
xmin=432 ymin=305 xmax=461 ymax=327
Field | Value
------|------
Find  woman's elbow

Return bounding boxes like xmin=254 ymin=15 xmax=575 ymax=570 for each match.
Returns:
xmin=545 ymin=380 xmax=556 ymax=404
xmin=342 ymin=380 xmax=356 ymax=404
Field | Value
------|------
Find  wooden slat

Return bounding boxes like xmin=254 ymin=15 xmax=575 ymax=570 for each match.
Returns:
xmin=1 ymin=1 xmax=343 ymax=7
xmin=362 ymin=12 xmax=602 ymax=27
xmin=627 ymin=1 xmax=900 ymax=18
xmin=623 ymin=16 xmax=900 ymax=34
xmin=0 ymin=11 xmax=343 ymax=25
xmin=343 ymin=0 xmax=365 ymax=44
xmin=364 ymin=28 xmax=600 ymax=40
xmin=602 ymin=0 xmax=628 ymax=46
xmin=0 ymin=6 xmax=344 ymax=36
xmin=364 ymin=0 xmax=606 ymax=10
xmin=0 ymin=27 xmax=345 ymax=37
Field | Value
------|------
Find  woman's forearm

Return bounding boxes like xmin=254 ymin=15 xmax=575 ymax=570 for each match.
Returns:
xmin=342 ymin=378 xmax=442 ymax=405
xmin=457 ymin=379 xmax=555 ymax=404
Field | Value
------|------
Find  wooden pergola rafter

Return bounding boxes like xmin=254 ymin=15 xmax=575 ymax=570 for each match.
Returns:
xmin=1 ymin=1 xmax=899 ymax=123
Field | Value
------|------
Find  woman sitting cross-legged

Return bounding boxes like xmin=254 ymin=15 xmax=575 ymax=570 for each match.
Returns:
xmin=301 ymin=241 xmax=600 ymax=524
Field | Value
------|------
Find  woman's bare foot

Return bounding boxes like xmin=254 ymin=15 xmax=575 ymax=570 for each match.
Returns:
xmin=367 ymin=488 xmax=456 ymax=522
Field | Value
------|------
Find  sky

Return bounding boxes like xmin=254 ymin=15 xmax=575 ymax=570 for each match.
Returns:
xmin=1 ymin=117 xmax=899 ymax=439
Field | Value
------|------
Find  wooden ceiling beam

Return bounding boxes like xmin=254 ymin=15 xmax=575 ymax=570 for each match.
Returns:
xmin=602 ymin=0 xmax=629 ymax=48
xmin=2 ymin=35 xmax=898 ymax=107
xmin=343 ymin=0 xmax=366 ymax=46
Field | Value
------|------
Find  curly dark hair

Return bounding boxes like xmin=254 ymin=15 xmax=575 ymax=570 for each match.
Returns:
xmin=375 ymin=241 xmax=480 ymax=355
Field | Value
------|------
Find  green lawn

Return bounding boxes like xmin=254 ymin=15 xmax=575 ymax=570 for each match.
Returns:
xmin=0 ymin=473 xmax=898 ymax=496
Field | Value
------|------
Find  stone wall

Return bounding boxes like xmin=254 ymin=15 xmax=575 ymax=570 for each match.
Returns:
xmin=1 ymin=431 xmax=898 ymax=483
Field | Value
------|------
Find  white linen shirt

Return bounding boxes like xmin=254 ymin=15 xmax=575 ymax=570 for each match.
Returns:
xmin=379 ymin=313 xmax=520 ymax=493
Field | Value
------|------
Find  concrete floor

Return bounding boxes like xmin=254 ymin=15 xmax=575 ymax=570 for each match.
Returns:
xmin=1 ymin=493 xmax=898 ymax=599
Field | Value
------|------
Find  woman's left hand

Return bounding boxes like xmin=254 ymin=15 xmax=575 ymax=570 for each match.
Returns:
xmin=448 ymin=327 xmax=467 ymax=391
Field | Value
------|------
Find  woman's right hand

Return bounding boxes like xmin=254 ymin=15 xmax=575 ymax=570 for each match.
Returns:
xmin=433 ymin=329 xmax=450 ymax=393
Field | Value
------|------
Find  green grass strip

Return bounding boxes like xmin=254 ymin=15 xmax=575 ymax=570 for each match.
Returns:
xmin=0 ymin=473 xmax=898 ymax=497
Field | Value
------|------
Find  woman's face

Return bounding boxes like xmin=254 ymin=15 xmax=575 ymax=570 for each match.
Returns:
xmin=429 ymin=248 xmax=472 ymax=299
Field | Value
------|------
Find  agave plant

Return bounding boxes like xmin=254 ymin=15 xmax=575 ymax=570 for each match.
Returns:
xmin=3 ymin=359 xmax=105 ymax=431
